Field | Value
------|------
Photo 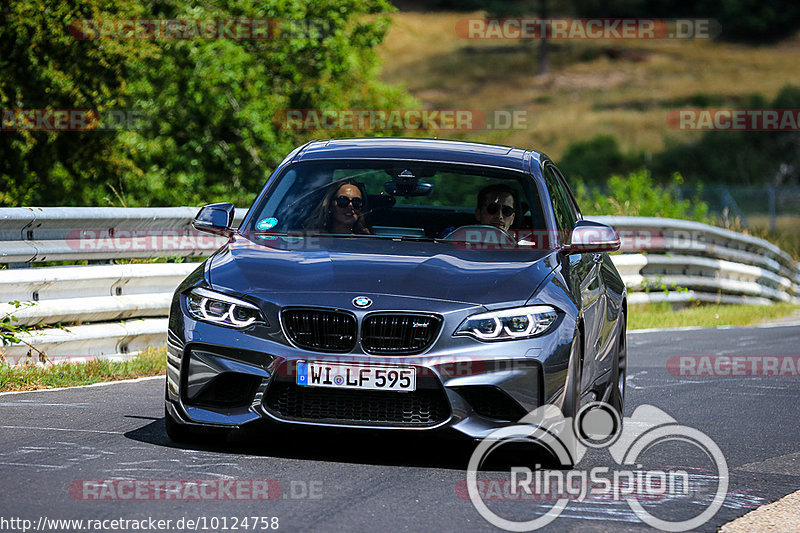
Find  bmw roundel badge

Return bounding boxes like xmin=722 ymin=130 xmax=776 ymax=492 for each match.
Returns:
xmin=352 ymin=296 xmax=372 ymax=309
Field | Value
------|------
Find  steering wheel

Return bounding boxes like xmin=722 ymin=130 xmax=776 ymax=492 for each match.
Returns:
xmin=442 ymin=224 xmax=518 ymax=246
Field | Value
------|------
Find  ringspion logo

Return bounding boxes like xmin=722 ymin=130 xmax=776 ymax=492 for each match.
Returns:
xmin=466 ymin=403 xmax=728 ymax=531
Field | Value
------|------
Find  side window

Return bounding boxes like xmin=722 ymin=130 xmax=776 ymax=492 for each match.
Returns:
xmin=551 ymin=166 xmax=581 ymax=220
xmin=542 ymin=164 xmax=577 ymax=232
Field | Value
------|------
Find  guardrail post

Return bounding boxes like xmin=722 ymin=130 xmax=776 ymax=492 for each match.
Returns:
xmin=767 ymin=185 xmax=777 ymax=232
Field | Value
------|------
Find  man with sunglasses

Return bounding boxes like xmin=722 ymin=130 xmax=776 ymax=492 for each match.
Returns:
xmin=475 ymin=183 xmax=516 ymax=232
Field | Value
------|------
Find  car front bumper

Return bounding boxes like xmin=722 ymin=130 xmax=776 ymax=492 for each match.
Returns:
xmin=166 ymin=297 xmax=576 ymax=440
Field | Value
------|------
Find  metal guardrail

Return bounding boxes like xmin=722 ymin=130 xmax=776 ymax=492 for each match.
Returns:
xmin=0 ymin=263 xmax=198 ymax=326
xmin=1 ymin=208 xmax=798 ymax=363
xmin=589 ymin=216 xmax=800 ymax=303
xmin=0 ymin=207 xmax=244 ymax=263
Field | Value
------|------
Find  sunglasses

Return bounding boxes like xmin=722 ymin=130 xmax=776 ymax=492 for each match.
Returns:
xmin=484 ymin=203 xmax=515 ymax=217
xmin=335 ymin=195 xmax=363 ymax=210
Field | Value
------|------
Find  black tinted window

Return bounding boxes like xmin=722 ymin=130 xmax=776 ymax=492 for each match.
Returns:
xmin=543 ymin=164 xmax=576 ymax=232
xmin=246 ymin=160 xmax=546 ymax=242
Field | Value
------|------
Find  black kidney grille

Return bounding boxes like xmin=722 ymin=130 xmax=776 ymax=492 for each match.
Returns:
xmin=282 ymin=309 xmax=357 ymax=352
xmin=361 ymin=314 xmax=441 ymax=354
xmin=264 ymin=382 xmax=450 ymax=426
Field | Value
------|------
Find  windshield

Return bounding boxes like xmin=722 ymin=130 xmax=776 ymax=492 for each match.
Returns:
xmin=243 ymin=160 xmax=548 ymax=247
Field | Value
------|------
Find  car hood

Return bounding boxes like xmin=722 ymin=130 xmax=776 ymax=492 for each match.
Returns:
xmin=207 ymin=235 xmax=558 ymax=308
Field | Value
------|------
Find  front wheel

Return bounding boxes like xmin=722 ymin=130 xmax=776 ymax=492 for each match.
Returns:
xmin=609 ymin=311 xmax=627 ymax=418
xmin=164 ymin=404 xmax=195 ymax=443
xmin=164 ymin=404 xmax=231 ymax=444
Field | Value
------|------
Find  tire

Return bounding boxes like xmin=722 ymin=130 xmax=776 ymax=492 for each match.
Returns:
xmin=551 ymin=329 xmax=584 ymax=468
xmin=164 ymin=404 xmax=232 ymax=444
xmin=561 ymin=327 xmax=584 ymax=422
xmin=609 ymin=311 xmax=627 ymax=419
xmin=164 ymin=379 xmax=231 ymax=444
xmin=164 ymin=404 xmax=195 ymax=443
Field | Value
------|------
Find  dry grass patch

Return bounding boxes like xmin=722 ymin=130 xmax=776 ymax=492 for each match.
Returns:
xmin=378 ymin=12 xmax=800 ymax=157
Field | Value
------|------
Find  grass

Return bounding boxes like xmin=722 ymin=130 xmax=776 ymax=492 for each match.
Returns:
xmin=747 ymin=215 xmax=800 ymax=261
xmin=0 ymin=346 xmax=166 ymax=392
xmin=376 ymin=11 xmax=800 ymax=159
xmin=629 ymin=302 xmax=800 ymax=330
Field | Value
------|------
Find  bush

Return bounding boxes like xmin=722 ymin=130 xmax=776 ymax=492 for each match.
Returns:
xmin=652 ymin=86 xmax=800 ymax=186
xmin=558 ymin=134 xmax=643 ymax=183
xmin=573 ymin=169 xmax=710 ymax=221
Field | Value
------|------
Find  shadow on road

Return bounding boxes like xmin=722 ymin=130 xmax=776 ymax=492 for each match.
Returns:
xmin=124 ymin=417 xmax=481 ymax=470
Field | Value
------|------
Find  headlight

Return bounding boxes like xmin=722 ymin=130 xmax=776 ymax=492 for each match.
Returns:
xmin=186 ymin=288 xmax=265 ymax=328
xmin=455 ymin=305 xmax=557 ymax=341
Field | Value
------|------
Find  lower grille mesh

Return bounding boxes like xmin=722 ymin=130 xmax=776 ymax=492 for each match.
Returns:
xmin=191 ymin=373 xmax=261 ymax=408
xmin=456 ymin=386 xmax=528 ymax=421
xmin=264 ymin=381 xmax=450 ymax=426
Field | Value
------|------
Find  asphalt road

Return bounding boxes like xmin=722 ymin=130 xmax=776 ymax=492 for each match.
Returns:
xmin=1 ymin=324 xmax=799 ymax=532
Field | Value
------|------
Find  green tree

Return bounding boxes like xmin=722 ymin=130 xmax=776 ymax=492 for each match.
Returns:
xmin=1 ymin=0 xmax=416 ymax=207
xmin=112 ymin=0 xmax=417 ymax=207
xmin=652 ymin=86 xmax=800 ymax=186
xmin=571 ymin=0 xmax=800 ymax=43
xmin=0 ymin=0 xmax=156 ymax=206
xmin=558 ymin=134 xmax=642 ymax=183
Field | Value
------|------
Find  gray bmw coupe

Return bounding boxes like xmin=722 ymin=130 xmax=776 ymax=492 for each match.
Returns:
xmin=165 ymin=137 xmax=627 ymax=446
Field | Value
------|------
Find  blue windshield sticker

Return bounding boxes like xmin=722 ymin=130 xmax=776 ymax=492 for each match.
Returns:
xmin=256 ymin=217 xmax=278 ymax=230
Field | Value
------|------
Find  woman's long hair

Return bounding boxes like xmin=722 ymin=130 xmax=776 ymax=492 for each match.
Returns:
xmin=307 ymin=179 xmax=370 ymax=234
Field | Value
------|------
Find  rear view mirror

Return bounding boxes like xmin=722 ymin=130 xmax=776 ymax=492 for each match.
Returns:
xmin=383 ymin=166 xmax=435 ymax=197
xmin=192 ymin=203 xmax=235 ymax=237
xmin=384 ymin=181 xmax=434 ymax=197
xmin=562 ymin=220 xmax=620 ymax=253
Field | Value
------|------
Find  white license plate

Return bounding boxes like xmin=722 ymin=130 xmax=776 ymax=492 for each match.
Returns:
xmin=296 ymin=361 xmax=416 ymax=391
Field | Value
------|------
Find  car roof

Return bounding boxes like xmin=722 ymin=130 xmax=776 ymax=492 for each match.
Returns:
xmin=294 ymin=138 xmax=542 ymax=172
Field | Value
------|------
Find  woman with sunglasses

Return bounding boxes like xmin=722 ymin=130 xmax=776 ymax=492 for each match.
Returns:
xmin=310 ymin=179 xmax=371 ymax=235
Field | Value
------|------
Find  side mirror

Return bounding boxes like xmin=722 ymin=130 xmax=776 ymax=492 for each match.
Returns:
xmin=562 ymin=220 xmax=620 ymax=253
xmin=192 ymin=203 xmax=235 ymax=237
